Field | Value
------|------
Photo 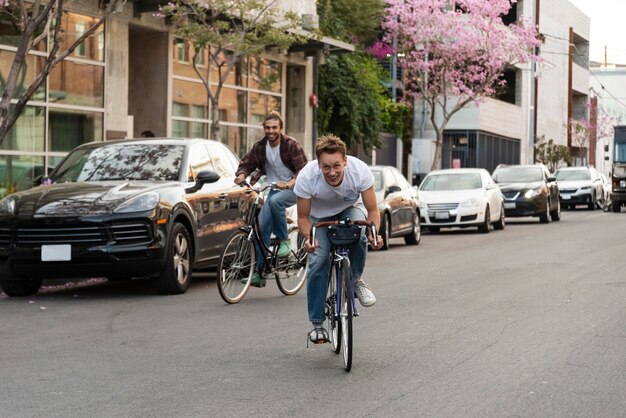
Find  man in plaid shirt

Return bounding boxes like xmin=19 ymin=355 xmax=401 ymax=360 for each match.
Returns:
xmin=235 ymin=111 xmax=308 ymax=286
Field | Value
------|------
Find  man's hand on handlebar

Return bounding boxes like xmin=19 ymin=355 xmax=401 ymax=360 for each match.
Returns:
xmin=368 ymin=234 xmax=384 ymax=250
xmin=304 ymin=236 xmax=317 ymax=253
xmin=234 ymin=174 xmax=246 ymax=186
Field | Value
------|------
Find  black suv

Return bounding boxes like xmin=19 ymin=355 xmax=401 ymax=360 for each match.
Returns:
xmin=492 ymin=164 xmax=560 ymax=223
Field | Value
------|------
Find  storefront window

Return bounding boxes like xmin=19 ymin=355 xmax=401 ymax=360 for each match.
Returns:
xmin=49 ymin=108 xmax=103 ymax=152
xmin=173 ymin=79 xmax=209 ymax=111
xmin=0 ymin=155 xmax=45 ymax=198
xmin=220 ymin=125 xmax=247 ymax=157
xmin=0 ymin=106 xmax=45 ymax=152
xmin=249 ymin=93 xmax=281 ymax=125
xmin=217 ymin=87 xmax=247 ymax=124
xmin=57 ymin=13 xmax=104 ymax=62
xmin=249 ymin=57 xmax=281 ymax=92
xmin=0 ymin=4 xmax=47 ymax=51
xmin=210 ymin=50 xmax=247 ymax=87
xmin=48 ymin=61 xmax=104 ymax=107
xmin=0 ymin=51 xmax=46 ymax=101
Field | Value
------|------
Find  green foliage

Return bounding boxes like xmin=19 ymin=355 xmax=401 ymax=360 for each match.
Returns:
xmin=317 ymin=0 xmax=385 ymax=44
xmin=318 ymin=53 xmax=385 ymax=152
xmin=534 ymin=135 xmax=572 ymax=172
xmin=380 ymin=101 xmax=411 ymax=143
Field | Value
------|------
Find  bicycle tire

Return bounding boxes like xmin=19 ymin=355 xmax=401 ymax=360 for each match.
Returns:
xmin=340 ymin=258 xmax=353 ymax=372
xmin=275 ymin=227 xmax=308 ymax=296
xmin=326 ymin=262 xmax=341 ymax=353
xmin=217 ymin=230 xmax=255 ymax=304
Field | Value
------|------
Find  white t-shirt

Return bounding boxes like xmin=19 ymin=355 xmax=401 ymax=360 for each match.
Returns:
xmin=265 ymin=142 xmax=294 ymax=183
xmin=294 ymin=156 xmax=374 ymax=219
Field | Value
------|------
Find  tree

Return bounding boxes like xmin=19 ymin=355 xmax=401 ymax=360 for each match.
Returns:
xmin=161 ymin=0 xmax=303 ymax=141
xmin=317 ymin=0 xmax=384 ymax=44
xmin=534 ymin=135 xmax=571 ymax=172
xmin=383 ymin=0 xmax=540 ymax=170
xmin=318 ymin=52 xmax=385 ymax=152
xmin=0 ymin=0 xmax=120 ymax=146
xmin=568 ymin=117 xmax=590 ymax=163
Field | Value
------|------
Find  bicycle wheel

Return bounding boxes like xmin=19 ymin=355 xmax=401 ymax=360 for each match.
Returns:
xmin=275 ymin=227 xmax=308 ymax=295
xmin=340 ymin=258 xmax=353 ymax=372
xmin=326 ymin=262 xmax=341 ymax=353
xmin=217 ymin=230 xmax=255 ymax=304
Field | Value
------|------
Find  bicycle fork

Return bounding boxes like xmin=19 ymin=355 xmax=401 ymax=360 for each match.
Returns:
xmin=333 ymin=254 xmax=359 ymax=319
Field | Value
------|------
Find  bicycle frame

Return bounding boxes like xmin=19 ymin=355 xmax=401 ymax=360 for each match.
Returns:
xmin=331 ymin=247 xmax=358 ymax=319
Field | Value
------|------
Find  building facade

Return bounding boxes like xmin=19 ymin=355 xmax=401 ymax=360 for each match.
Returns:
xmin=0 ymin=0 xmax=345 ymax=197
xmin=412 ymin=0 xmax=590 ymax=177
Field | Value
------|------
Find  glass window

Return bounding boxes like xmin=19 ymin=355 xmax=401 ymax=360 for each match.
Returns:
xmin=0 ymin=51 xmax=46 ymax=101
xmin=187 ymin=143 xmax=214 ymax=181
xmin=0 ymin=4 xmax=47 ymax=51
xmin=48 ymin=61 xmax=104 ymax=107
xmin=206 ymin=142 xmax=236 ymax=178
xmin=384 ymin=169 xmax=396 ymax=188
xmin=172 ymin=120 xmax=188 ymax=138
xmin=217 ymin=87 xmax=247 ymax=124
xmin=554 ymin=169 xmax=591 ymax=181
xmin=249 ymin=92 xmax=280 ymax=125
xmin=249 ymin=57 xmax=282 ymax=92
xmin=173 ymin=79 xmax=208 ymax=115
xmin=210 ymin=50 xmax=247 ymax=87
xmin=57 ymin=13 xmax=105 ymax=62
xmin=492 ymin=167 xmax=543 ymax=183
xmin=372 ymin=170 xmax=383 ymax=191
xmin=52 ymin=143 xmax=184 ymax=182
xmin=420 ymin=173 xmax=482 ymax=191
xmin=49 ymin=108 xmax=103 ymax=152
xmin=0 ymin=155 xmax=45 ymax=198
xmin=0 ymin=106 xmax=45 ymax=152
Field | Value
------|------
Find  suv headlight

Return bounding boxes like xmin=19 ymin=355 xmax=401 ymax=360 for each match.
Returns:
xmin=524 ymin=186 xmax=546 ymax=198
xmin=0 ymin=196 xmax=16 ymax=215
xmin=460 ymin=198 xmax=479 ymax=207
xmin=114 ymin=192 xmax=159 ymax=213
xmin=580 ymin=186 xmax=591 ymax=190
xmin=418 ymin=201 xmax=427 ymax=210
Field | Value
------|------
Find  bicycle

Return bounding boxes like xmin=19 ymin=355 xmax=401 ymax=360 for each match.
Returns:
xmin=217 ymin=181 xmax=308 ymax=304
xmin=310 ymin=218 xmax=377 ymax=372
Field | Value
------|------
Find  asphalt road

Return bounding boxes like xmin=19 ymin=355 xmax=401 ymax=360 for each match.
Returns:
xmin=1 ymin=208 xmax=626 ymax=417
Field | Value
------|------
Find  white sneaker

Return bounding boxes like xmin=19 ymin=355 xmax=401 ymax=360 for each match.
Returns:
xmin=354 ymin=279 xmax=376 ymax=307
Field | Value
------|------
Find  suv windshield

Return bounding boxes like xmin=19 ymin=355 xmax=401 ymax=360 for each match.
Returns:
xmin=555 ymin=169 xmax=590 ymax=181
xmin=52 ymin=144 xmax=185 ymax=182
xmin=493 ymin=167 xmax=543 ymax=183
xmin=420 ymin=173 xmax=482 ymax=191
xmin=615 ymin=140 xmax=626 ymax=164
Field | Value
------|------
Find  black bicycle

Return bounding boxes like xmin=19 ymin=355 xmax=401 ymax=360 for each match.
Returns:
xmin=310 ymin=218 xmax=377 ymax=372
xmin=217 ymin=181 xmax=308 ymax=304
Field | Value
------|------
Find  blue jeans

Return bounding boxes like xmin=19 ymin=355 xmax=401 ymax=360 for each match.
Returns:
xmin=307 ymin=205 xmax=368 ymax=323
xmin=255 ymin=189 xmax=296 ymax=272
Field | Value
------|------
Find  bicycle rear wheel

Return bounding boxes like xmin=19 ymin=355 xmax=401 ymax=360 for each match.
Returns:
xmin=326 ymin=262 xmax=341 ymax=353
xmin=217 ymin=230 xmax=255 ymax=304
xmin=340 ymin=258 xmax=353 ymax=372
xmin=275 ymin=227 xmax=308 ymax=295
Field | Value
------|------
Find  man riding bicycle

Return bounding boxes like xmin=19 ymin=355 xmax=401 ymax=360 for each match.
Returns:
xmin=235 ymin=111 xmax=308 ymax=286
xmin=294 ymin=134 xmax=383 ymax=344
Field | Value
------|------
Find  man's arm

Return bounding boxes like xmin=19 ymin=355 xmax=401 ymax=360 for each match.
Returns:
xmin=234 ymin=145 xmax=259 ymax=184
xmin=361 ymin=186 xmax=383 ymax=249
xmin=297 ymin=196 xmax=316 ymax=252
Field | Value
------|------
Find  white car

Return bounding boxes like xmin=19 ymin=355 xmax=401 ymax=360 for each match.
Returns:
xmin=418 ymin=168 xmax=505 ymax=233
xmin=554 ymin=166 xmax=604 ymax=210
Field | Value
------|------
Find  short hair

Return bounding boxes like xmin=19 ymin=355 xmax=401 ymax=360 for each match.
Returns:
xmin=141 ymin=130 xmax=155 ymax=138
xmin=262 ymin=110 xmax=283 ymax=129
xmin=315 ymin=134 xmax=347 ymax=159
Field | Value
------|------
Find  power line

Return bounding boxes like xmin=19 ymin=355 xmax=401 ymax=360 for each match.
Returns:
xmin=572 ymin=44 xmax=626 ymax=109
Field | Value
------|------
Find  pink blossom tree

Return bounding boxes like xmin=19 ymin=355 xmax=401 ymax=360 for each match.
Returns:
xmin=383 ymin=0 xmax=541 ymax=170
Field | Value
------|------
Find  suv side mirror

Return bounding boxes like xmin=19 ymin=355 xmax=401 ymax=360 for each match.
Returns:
xmin=185 ymin=170 xmax=220 ymax=193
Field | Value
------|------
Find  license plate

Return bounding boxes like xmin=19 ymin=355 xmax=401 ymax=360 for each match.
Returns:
xmin=504 ymin=202 xmax=516 ymax=209
xmin=435 ymin=212 xmax=450 ymax=220
xmin=41 ymin=244 xmax=71 ymax=262
xmin=561 ymin=195 xmax=570 ymax=200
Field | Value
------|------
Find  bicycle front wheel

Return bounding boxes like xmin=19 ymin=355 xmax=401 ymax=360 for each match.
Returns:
xmin=275 ymin=227 xmax=308 ymax=296
xmin=326 ymin=262 xmax=341 ymax=353
xmin=340 ymin=258 xmax=353 ymax=372
xmin=217 ymin=230 xmax=256 ymax=304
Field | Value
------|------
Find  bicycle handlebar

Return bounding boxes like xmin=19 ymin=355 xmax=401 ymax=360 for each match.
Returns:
xmin=236 ymin=180 xmax=280 ymax=194
xmin=310 ymin=219 xmax=378 ymax=248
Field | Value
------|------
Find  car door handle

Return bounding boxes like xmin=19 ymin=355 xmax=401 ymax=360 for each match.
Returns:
xmin=219 ymin=193 xmax=228 ymax=200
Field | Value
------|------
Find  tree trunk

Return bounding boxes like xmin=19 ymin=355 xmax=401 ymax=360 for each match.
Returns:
xmin=430 ymin=128 xmax=444 ymax=171
xmin=210 ymin=97 xmax=220 ymax=142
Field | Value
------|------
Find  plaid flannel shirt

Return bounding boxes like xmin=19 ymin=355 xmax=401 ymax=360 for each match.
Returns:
xmin=235 ymin=133 xmax=308 ymax=185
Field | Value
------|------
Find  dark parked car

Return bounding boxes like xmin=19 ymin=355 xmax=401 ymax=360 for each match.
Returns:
xmin=369 ymin=165 xmax=421 ymax=250
xmin=0 ymin=138 xmax=254 ymax=297
xmin=492 ymin=164 xmax=560 ymax=223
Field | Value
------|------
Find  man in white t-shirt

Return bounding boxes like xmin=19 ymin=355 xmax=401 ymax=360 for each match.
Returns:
xmin=294 ymin=134 xmax=383 ymax=344
xmin=235 ymin=112 xmax=308 ymax=287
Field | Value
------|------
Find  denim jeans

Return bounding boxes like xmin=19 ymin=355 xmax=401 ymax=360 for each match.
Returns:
xmin=306 ymin=205 xmax=368 ymax=323
xmin=255 ymin=188 xmax=297 ymax=272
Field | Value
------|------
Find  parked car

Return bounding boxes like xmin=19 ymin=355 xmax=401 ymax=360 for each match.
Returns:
xmin=0 ymin=138 xmax=254 ymax=297
xmin=418 ymin=168 xmax=505 ymax=233
xmin=492 ymin=164 xmax=560 ymax=223
xmin=369 ymin=165 xmax=421 ymax=250
xmin=554 ymin=166 xmax=604 ymax=210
